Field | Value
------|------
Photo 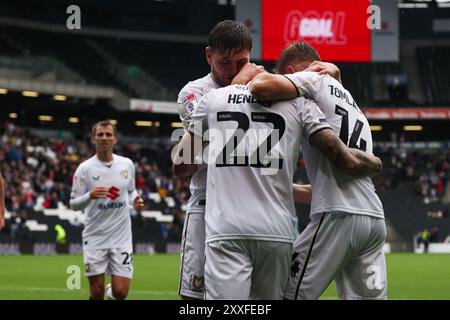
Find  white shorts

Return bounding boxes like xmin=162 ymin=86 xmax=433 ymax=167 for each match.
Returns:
xmin=83 ymin=247 xmax=134 ymax=279
xmin=205 ymin=239 xmax=292 ymax=300
xmin=178 ymin=212 xmax=206 ymax=299
xmin=284 ymin=212 xmax=387 ymax=300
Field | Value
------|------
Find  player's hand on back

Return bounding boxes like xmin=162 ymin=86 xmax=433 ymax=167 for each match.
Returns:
xmin=304 ymin=61 xmax=342 ymax=84
xmin=89 ymin=186 xmax=110 ymax=199
xmin=231 ymin=62 xmax=265 ymax=85
xmin=133 ymin=196 xmax=144 ymax=211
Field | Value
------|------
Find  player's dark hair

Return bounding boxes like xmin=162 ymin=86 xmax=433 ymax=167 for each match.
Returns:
xmin=208 ymin=20 xmax=252 ymax=54
xmin=91 ymin=120 xmax=117 ymax=137
xmin=275 ymin=41 xmax=321 ymax=74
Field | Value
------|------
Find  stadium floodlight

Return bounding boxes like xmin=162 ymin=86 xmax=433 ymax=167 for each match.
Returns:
xmin=38 ymin=115 xmax=53 ymax=122
xmin=0 ymin=88 xmax=8 ymax=94
xmin=68 ymin=117 xmax=79 ymax=123
xmin=171 ymin=122 xmax=183 ymax=128
xmin=109 ymin=119 xmax=118 ymax=125
xmin=22 ymin=90 xmax=39 ymax=97
xmin=403 ymin=125 xmax=423 ymax=131
xmin=370 ymin=125 xmax=383 ymax=131
xmin=54 ymin=95 xmax=67 ymax=101
xmin=135 ymin=121 xmax=153 ymax=127
xmin=155 ymin=122 xmax=161 ymax=127
xmin=8 ymin=113 xmax=17 ymax=119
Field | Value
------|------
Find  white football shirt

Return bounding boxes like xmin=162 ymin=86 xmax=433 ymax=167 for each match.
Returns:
xmin=284 ymin=72 xmax=384 ymax=218
xmin=70 ymin=154 xmax=137 ymax=249
xmin=189 ymin=84 xmax=331 ymax=243
xmin=177 ymin=74 xmax=221 ymax=214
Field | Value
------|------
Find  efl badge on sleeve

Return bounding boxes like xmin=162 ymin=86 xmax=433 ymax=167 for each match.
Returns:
xmin=182 ymin=92 xmax=196 ymax=113
xmin=121 ymin=170 xmax=129 ymax=179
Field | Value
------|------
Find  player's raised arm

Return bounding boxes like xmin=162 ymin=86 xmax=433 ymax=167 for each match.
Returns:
xmin=0 ymin=172 xmax=5 ymax=230
xmin=249 ymin=72 xmax=299 ymax=101
xmin=310 ymin=128 xmax=382 ymax=177
xmin=292 ymin=184 xmax=312 ymax=204
xmin=172 ymin=131 xmax=201 ymax=177
xmin=172 ymin=93 xmax=209 ymax=177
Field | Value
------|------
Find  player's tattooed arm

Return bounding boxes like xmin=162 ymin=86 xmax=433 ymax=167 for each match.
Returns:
xmin=311 ymin=128 xmax=382 ymax=177
xmin=172 ymin=131 xmax=201 ymax=177
xmin=293 ymin=184 xmax=312 ymax=204
xmin=249 ymin=73 xmax=299 ymax=101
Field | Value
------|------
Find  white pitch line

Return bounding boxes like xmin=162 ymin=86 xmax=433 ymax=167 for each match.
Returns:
xmin=0 ymin=286 xmax=176 ymax=295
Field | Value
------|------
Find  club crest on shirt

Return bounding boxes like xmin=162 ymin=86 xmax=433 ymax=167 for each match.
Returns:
xmin=121 ymin=170 xmax=128 ymax=179
xmin=190 ymin=274 xmax=204 ymax=293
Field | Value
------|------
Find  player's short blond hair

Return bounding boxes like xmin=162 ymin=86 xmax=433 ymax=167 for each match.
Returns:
xmin=275 ymin=42 xmax=321 ymax=74
xmin=91 ymin=120 xmax=117 ymax=138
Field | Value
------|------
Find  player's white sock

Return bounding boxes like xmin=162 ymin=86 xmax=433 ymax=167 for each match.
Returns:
xmin=105 ymin=284 xmax=117 ymax=300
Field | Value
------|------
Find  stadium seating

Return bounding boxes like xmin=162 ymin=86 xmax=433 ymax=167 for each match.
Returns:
xmin=3 ymin=24 xmax=450 ymax=108
xmin=416 ymin=47 xmax=450 ymax=104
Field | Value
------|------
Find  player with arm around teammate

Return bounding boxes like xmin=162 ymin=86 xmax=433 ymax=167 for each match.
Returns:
xmin=173 ymin=79 xmax=380 ymax=299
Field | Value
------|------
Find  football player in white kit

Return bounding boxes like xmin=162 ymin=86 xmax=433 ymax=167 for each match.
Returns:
xmin=174 ymin=20 xmax=264 ymax=300
xmin=70 ymin=120 xmax=144 ymax=300
xmin=173 ymin=81 xmax=381 ymax=299
xmin=250 ymin=42 xmax=387 ymax=299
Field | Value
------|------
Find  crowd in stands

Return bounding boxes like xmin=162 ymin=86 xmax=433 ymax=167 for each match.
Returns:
xmin=373 ymin=145 xmax=450 ymax=204
xmin=1 ymin=121 xmax=450 ymax=244
xmin=0 ymin=121 xmax=190 ymax=242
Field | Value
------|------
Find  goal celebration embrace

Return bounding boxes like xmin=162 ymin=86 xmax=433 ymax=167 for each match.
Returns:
xmin=1 ymin=1 xmax=450 ymax=306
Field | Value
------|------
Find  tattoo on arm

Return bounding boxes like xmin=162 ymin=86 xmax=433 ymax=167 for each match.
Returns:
xmin=311 ymin=128 xmax=381 ymax=176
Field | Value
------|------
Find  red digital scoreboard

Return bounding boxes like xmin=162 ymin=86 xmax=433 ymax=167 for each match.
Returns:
xmin=261 ymin=0 xmax=372 ymax=62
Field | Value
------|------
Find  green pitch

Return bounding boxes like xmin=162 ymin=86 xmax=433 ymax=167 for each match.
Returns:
xmin=0 ymin=253 xmax=449 ymax=299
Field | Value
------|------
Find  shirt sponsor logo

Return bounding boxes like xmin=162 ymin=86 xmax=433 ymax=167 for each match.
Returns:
xmin=98 ymin=201 xmax=126 ymax=210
